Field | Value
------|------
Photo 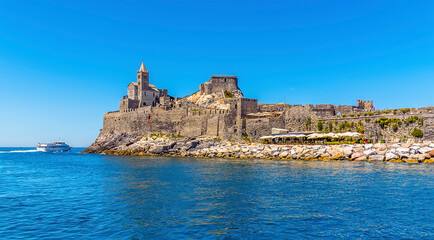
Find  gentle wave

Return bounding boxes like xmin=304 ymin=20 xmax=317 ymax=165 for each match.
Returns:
xmin=0 ymin=149 xmax=40 ymax=153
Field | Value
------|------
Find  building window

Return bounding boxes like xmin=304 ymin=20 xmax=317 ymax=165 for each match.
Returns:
xmin=234 ymin=128 xmax=237 ymax=133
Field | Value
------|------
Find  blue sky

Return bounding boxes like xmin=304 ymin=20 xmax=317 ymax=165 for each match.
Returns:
xmin=0 ymin=0 xmax=433 ymax=147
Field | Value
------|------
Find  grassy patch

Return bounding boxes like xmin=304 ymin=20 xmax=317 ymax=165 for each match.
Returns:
xmin=224 ymin=91 xmax=234 ymax=98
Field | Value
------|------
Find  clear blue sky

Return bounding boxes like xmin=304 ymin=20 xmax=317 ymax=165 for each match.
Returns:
xmin=0 ymin=0 xmax=433 ymax=147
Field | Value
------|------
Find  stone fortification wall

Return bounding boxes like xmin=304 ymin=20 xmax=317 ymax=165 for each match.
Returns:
xmin=245 ymin=114 xmax=286 ymax=141
xmin=199 ymin=75 xmax=240 ymax=95
xmin=103 ymin=106 xmax=238 ymax=139
xmin=237 ymin=98 xmax=258 ymax=117
xmin=315 ymin=114 xmax=434 ymax=142
xmin=258 ymin=103 xmax=289 ymax=112
xmin=281 ymin=111 xmax=434 ymax=142
xmin=312 ymin=104 xmax=335 ymax=117
xmin=335 ymin=105 xmax=357 ymax=115
xmin=284 ymin=105 xmax=318 ymax=132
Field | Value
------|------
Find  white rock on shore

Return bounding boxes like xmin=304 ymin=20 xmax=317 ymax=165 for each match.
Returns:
xmin=85 ymin=133 xmax=434 ymax=163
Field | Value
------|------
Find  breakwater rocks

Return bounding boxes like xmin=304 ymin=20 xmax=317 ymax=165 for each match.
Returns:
xmin=84 ymin=133 xmax=434 ymax=163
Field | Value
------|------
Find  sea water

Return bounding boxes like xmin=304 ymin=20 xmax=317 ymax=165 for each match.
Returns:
xmin=0 ymin=147 xmax=433 ymax=239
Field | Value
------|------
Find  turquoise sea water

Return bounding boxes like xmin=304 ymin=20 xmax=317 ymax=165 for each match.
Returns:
xmin=0 ymin=147 xmax=433 ymax=239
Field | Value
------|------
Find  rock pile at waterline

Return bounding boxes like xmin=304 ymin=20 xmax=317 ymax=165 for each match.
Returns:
xmin=85 ymin=134 xmax=434 ymax=163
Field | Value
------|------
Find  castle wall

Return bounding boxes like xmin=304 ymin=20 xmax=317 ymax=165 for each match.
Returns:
xmin=258 ymin=103 xmax=289 ymax=112
xmin=335 ymin=105 xmax=356 ymax=115
xmin=120 ymin=98 xmax=139 ymax=112
xmin=103 ymin=106 xmax=238 ymax=139
xmin=312 ymin=104 xmax=335 ymax=117
xmin=238 ymin=98 xmax=258 ymax=117
xmin=245 ymin=114 xmax=286 ymax=141
xmin=199 ymin=76 xmax=240 ymax=95
xmin=285 ymin=105 xmax=318 ymax=131
xmin=285 ymin=111 xmax=434 ymax=142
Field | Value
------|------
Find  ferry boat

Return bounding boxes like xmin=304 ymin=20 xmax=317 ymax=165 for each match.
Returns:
xmin=36 ymin=142 xmax=71 ymax=152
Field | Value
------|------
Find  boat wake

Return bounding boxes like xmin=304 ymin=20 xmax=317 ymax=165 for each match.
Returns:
xmin=0 ymin=149 xmax=41 ymax=153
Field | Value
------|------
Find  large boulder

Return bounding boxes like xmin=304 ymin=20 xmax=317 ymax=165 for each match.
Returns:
xmin=364 ymin=144 xmax=374 ymax=150
xmin=279 ymin=151 xmax=289 ymax=158
xmin=390 ymin=144 xmax=400 ymax=148
xmin=369 ymin=155 xmax=385 ymax=161
xmin=419 ymin=147 xmax=433 ymax=154
xmin=185 ymin=140 xmax=199 ymax=150
xmin=342 ymin=147 xmax=353 ymax=157
xmin=401 ymin=143 xmax=411 ymax=148
xmin=396 ymin=147 xmax=410 ymax=154
xmin=149 ymin=144 xmax=170 ymax=154
xmin=417 ymin=154 xmax=431 ymax=161
xmin=429 ymin=150 xmax=434 ymax=157
xmin=351 ymin=152 xmax=364 ymax=160
xmin=374 ymin=144 xmax=387 ymax=151
xmin=331 ymin=152 xmax=345 ymax=160
xmin=376 ymin=150 xmax=387 ymax=155
xmin=363 ymin=149 xmax=375 ymax=157
xmin=385 ymin=152 xmax=398 ymax=160
xmin=354 ymin=156 xmax=367 ymax=161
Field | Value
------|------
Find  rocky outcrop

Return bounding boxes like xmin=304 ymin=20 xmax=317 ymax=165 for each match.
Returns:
xmin=83 ymin=133 xmax=434 ymax=163
xmin=82 ymin=133 xmax=140 ymax=153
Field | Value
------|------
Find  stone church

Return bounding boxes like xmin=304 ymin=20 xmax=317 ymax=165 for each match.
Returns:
xmin=119 ymin=62 xmax=168 ymax=111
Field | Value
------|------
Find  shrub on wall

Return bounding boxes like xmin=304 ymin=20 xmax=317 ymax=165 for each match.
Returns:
xmin=401 ymin=108 xmax=410 ymax=114
xmin=392 ymin=123 xmax=399 ymax=132
xmin=357 ymin=125 xmax=364 ymax=134
xmin=411 ymin=128 xmax=424 ymax=138
xmin=224 ymin=91 xmax=234 ymax=98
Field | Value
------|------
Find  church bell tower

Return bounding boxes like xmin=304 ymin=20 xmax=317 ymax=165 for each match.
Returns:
xmin=137 ymin=62 xmax=149 ymax=107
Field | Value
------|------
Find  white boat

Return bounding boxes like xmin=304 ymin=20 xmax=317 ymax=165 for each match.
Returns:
xmin=36 ymin=142 xmax=71 ymax=152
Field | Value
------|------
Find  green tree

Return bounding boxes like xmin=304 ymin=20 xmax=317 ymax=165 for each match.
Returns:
xmin=306 ymin=117 xmax=312 ymax=130
xmin=328 ymin=122 xmax=333 ymax=132
xmin=317 ymin=120 xmax=323 ymax=131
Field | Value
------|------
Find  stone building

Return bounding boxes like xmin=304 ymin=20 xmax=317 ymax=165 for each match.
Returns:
xmin=120 ymin=62 xmax=168 ymax=111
